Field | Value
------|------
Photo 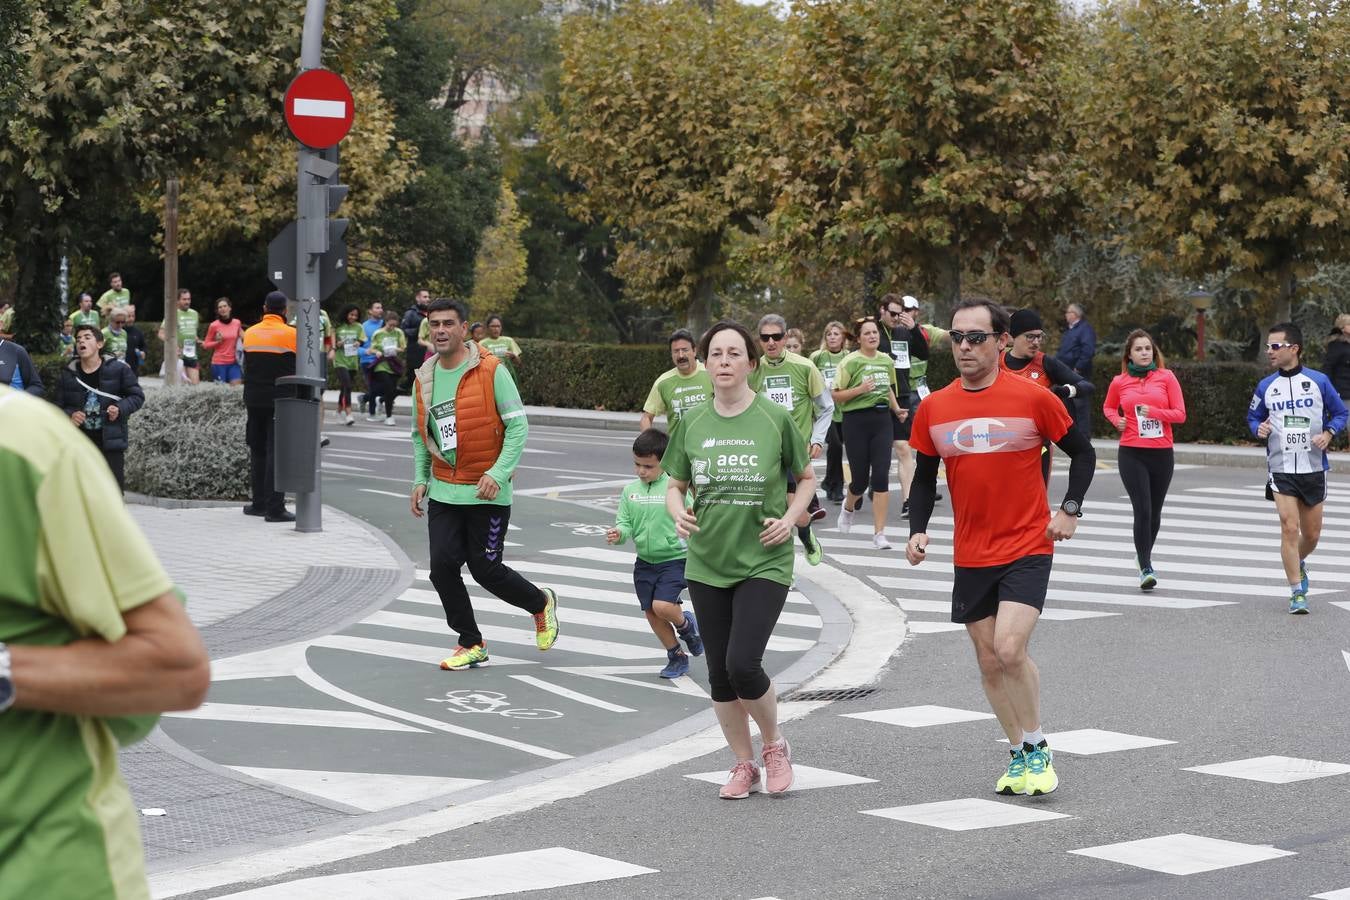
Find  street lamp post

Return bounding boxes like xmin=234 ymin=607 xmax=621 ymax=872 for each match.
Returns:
xmin=1186 ymin=287 xmax=1214 ymax=361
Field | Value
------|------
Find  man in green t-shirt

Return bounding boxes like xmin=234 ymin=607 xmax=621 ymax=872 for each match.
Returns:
xmin=810 ymin=322 xmax=850 ymax=502
xmin=409 ymin=298 xmax=559 ymax=672
xmin=0 ymin=385 xmax=210 ymax=900
xmin=479 ymin=314 xmax=522 ymax=382
xmin=750 ymin=314 xmax=833 ymax=566
xmin=68 ymin=292 xmax=101 ymax=328
xmin=157 ymin=288 xmax=201 ymax=385
xmin=96 ymin=273 xmax=131 ymax=323
xmin=640 ymin=328 xmax=713 ymax=432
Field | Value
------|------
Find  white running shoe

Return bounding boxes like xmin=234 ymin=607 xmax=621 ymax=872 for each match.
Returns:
xmin=384 ymin=416 xmax=397 ymax=426
xmin=365 ymin=414 xmax=381 ymax=422
xmin=837 ymin=505 xmax=855 ymax=535
xmin=873 ymin=532 xmax=892 ymax=550
xmin=344 ymin=413 xmax=354 ymax=426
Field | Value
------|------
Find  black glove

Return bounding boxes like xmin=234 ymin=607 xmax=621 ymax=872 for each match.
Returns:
xmin=1051 ymin=384 xmax=1073 ymax=399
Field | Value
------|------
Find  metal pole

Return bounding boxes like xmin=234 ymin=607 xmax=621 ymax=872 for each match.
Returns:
xmin=292 ymin=0 xmax=330 ymax=533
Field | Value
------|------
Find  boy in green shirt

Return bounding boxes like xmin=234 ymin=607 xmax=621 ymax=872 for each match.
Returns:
xmin=606 ymin=428 xmax=704 ymax=679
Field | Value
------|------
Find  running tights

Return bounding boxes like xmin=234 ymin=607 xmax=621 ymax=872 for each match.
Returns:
xmin=371 ymin=370 xmax=399 ymax=417
xmin=687 ymin=578 xmax=788 ymax=703
xmin=1117 ymin=446 xmax=1174 ymax=570
xmin=823 ymin=421 xmax=845 ymax=492
xmin=336 ymin=366 xmax=354 ymax=412
xmin=843 ymin=406 xmax=892 ymax=495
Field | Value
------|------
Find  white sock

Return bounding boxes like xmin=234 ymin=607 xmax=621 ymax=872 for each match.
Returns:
xmin=1290 ymin=582 xmax=1303 ymax=595
xmin=1022 ymin=729 xmax=1045 ymax=748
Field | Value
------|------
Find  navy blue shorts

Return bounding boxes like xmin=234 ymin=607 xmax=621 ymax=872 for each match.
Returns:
xmin=951 ymin=555 xmax=1051 ymax=624
xmin=633 ymin=558 xmax=687 ymax=611
xmin=212 ymin=363 xmax=242 ymax=382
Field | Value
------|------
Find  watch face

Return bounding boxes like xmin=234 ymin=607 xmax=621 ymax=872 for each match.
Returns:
xmin=0 ymin=678 xmax=13 ymax=709
xmin=1062 ymin=501 xmax=1080 ymax=516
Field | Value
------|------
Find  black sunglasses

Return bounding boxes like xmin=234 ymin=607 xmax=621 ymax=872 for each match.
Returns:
xmin=759 ymin=332 xmax=785 ymax=342
xmin=950 ymin=330 xmax=999 ymax=346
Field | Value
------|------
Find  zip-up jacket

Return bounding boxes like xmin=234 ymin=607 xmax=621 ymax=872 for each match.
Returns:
xmin=1247 ymin=365 xmax=1348 ymax=473
xmin=614 ymin=473 xmax=688 ymax=564
xmin=58 ymin=356 xmax=144 ymax=450
xmin=413 ymin=343 xmax=505 ymax=485
xmin=241 ymin=314 xmax=297 ymax=408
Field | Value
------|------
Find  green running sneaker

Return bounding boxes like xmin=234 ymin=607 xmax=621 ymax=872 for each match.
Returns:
xmin=995 ymin=747 xmax=1028 ymax=796
xmin=1139 ymin=567 xmax=1157 ymax=591
xmin=1024 ymin=742 xmax=1058 ymax=796
xmin=1289 ymin=592 xmax=1309 ymax=615
xmin=440 ymin=643 xmax=489 ymax=671
xmin=534 ymin=588 xmax=559 ymax=649
xmin=804 ymin=529 xmax=823 ymax=566
xmin=1299 ymin=560 xmax=1309 ymax=595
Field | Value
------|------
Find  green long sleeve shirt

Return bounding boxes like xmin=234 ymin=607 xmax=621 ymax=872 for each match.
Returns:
xmin=614 ymin=473 xmax=688 ymax=564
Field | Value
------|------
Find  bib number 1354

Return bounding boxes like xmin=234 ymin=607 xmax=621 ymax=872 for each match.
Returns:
xmin=431 ymin=399 xmax=458 ymax=453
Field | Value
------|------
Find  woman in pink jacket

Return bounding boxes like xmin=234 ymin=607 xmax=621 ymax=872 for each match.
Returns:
xmin=1103 ymin=330 xmax=1186 ymax=591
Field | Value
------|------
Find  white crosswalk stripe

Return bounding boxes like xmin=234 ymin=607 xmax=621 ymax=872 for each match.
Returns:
xmin=827 ymin=487 xmax=1336 ymax=632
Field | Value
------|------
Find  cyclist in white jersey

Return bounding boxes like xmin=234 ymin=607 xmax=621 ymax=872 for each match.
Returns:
xmin=1246 ymin=322 xmax=1348 ymax=614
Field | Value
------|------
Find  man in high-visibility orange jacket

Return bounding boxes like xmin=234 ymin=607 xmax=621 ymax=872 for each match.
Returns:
xmin=242 ymin=291 xmax=297 ymax=522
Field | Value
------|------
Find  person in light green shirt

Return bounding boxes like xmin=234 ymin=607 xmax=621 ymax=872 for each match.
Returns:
xmin=331 ymin=304 xmax=364 ymax=425
xmin=480 ymin=314 xmax=522 ymax=382
xmin=639 ymin=328 xmax=713 ymax=432
xmin=0 ymin=385 xmax=210 ymax=900
xmin=102 ymin=308 xmax=131 ymax=361
xmin=409 ymin=298 xmax=558 ymax=673
xmin=0 ymin=303 xmax=14 ymax=337
xmin=750 ymin=313 xmax=833 ymax=566
xmin=96 ymin=273 xmax=131 ymax=322
xmin=157 ymin=289 xmax=201 ymax=384
xmin=68 ymin=292 xmax=100 ymax=328
xmin=831 ymin=317 xmax=907 ymax=546
xmin=810 ymin=320 xmax=851 ymax=502
xmin=370 ymin=311 xmax=407 ymax=424
xmin=606 ymin=427 xmax=703 ymax=679
xmin=662 ymin=320 xmax=814 ymax=798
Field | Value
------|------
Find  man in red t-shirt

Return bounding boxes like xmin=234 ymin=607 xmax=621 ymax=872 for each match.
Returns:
xmin=905 ymin=298 xmax=1096 ymax=798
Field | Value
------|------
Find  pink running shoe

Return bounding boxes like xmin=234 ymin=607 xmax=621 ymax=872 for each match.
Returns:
xmin=719 ymin=761 xmax=761 ymax=799
xmin=761 ymin=738 xmax=794 ymax=794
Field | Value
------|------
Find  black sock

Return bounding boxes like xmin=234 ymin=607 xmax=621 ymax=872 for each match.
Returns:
xmin=798 ymin=525 xmax=813 ymax=546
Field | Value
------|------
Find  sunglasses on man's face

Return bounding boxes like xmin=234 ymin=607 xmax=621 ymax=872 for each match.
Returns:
xmin=759 ymin=332 xmax=785 ymax=343
xmin=950 ymin=330 xmax=998 ymax=346
xmin=1267 ymin=342 xmax=1296 ymax=351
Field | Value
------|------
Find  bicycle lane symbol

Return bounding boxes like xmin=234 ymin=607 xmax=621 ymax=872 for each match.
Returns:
xmin=549 ymin=521 xmax=610 ymax=537
xmin=425 ymin=689 xmax=563 ymax=720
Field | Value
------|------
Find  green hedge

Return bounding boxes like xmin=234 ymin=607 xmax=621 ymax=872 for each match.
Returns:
xmin=514 ymin=339 xmax=671 ymax=411
xmin=923 ymin=351 xmax=1266 ymax=444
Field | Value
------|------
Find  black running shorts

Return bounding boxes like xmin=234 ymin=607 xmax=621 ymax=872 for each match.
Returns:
xmin=951 ymin=555 xmax=1052 ymax=624
xmin=1265 ymin=471 xmax=1327 ymax=507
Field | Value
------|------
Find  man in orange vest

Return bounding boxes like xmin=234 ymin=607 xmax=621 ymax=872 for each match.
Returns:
xmin=242 ymin=291 xmax=297 ymax=522
xmin=409 ymin=298 xmax=559 ymax=671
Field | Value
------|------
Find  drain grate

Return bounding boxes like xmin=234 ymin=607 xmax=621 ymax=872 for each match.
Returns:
xmin=784 ymin=687 xmax=878 ymax=702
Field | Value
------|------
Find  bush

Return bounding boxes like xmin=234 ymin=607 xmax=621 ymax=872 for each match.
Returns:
xmin=925 ymin=349 xmax=1266 ymax=444
xmin=514 ymin=339 xmax=671 ymax=410
xmin=125 ymin=384 xmax=251 ymax=500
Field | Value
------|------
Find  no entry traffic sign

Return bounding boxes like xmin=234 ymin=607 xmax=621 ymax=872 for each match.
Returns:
xmin=284 ymin=69 xmax=354 ymax=149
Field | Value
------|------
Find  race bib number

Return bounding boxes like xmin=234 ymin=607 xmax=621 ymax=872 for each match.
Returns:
xmin=343 ymin=338 xmax=358 ymax=357
xmin=1283 ymin=415 xmax=1311 ymax=452
xmin=431 ymin=398 xmax=458 ymax=453
xmin=764 ymin=375 xmax=794 ymax=411
xmin=1136 ymin=404 xmax=1163 ymax=439
xmin=182 ymin=339 xmax=196 ymax=360
xmin=916 ymin=377 xmax=930 ymax=400
xmin=891 ymin=341 xmax=910 ymax=369
xmin=382 ymin=339 xmax=398 ymax=358
xmin=822 ymin=366 xmax=837 ymax=391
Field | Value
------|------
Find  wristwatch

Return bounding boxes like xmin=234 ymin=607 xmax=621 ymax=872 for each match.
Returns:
xmin=0 ymin=643 xmax=14 ymax=713
xmin=1060 ymin=499 xmax=1082 ymax=518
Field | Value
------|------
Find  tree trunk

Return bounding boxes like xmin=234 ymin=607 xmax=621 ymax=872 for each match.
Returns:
xmin=162 ymin=176 xmax=180 ymax=387
xmin=11 ymin=184 xmax=61 ymax=353
xmin=931 ymin=241 xmax=962 ymax=326
xmin=687 ymin=275 xmax=714 ymax=337
xmin=1275 ymin=261 xmax=1295 ymax=324
xmin=862 ymin=265 xmax=884 ymax=317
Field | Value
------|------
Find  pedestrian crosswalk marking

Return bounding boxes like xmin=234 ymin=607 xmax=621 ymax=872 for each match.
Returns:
xmin=1182 ymin=755 xmax=1350 ymax=784
xmin=549 ymin=665 xmax=710 ymax=698
xmin=873 ymin=576 xmax=1232 ymax=609
xmin=311 ymin=635 xmax=538 ymax=667
xmin=895 ymin=597 xmax=1117 ymax=622
xmin=999 ymin=728 xmax=1175 ymax=755
xmin=211 ymin=847 xmax=657 ymax=899
xmin=1068 ymin=833 xmax=1295 ymax=875
xmin=164 ymin=703 xmax=426 ymax=733
xmin=862 ymin=798 xmax=1070 ymax=831
xmin=228 ymin=767 xmax=487 ymax=813
xmin=841 ymin=705 xmax=997 ymax=728
xmin=684 ymin=763 xmax=876 ymax=790
xmin=508 ymin=674 xmax=637 ymax=713
xmin=362 ymin=610 xmax=664 ymax=660
xmin=907 ymin=621 xmax=966 ymax=633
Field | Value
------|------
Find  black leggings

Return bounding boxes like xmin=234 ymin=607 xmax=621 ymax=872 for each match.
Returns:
xmin=843 ymin=406 xmax=892 ymax=496
xmin=823 ymin=421 xmax=845 ymax=491
xmin=336 ymin=366 xmax=354 ymax=411
xmin=428 ymin=500 xmax=545 ymax=647
xmin=371 ymin=370 xmax=399 ymax=417
xmin=687 ymin=578 xmax=788 ymax=703
xmin=1117 ymin=446 xmax=1174 ymax=570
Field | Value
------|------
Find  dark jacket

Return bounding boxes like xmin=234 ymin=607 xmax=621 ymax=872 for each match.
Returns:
xmin=400 ymin=306 xmax=425 ymax=343
xmin=242 ymin=314 xmax=297 ymax=408
xmin=58 ymin=356 xmax=145 ymax=451
xmin=125 ymin=325 xmax=147 ymax=373
xmin=0 ymin=339 xmax=44 ymax=397
xmin=1326 ymin=339 xmax=1350 ymax=399
xmin=878 ymin=322 xmax=929 ymax=401
xmin=1056 ymin=319 xmax=1097 ymax=378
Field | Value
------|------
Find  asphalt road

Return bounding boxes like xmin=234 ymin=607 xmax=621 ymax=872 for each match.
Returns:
xmin=181 ymin=424 xmax=1350 ymax=900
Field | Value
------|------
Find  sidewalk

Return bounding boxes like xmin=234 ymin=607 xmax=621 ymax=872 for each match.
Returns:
xmin=139 ymin=375 xmax=1350 ymax=472
xmin=120 ymin=501 xmax=413 ymax=866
